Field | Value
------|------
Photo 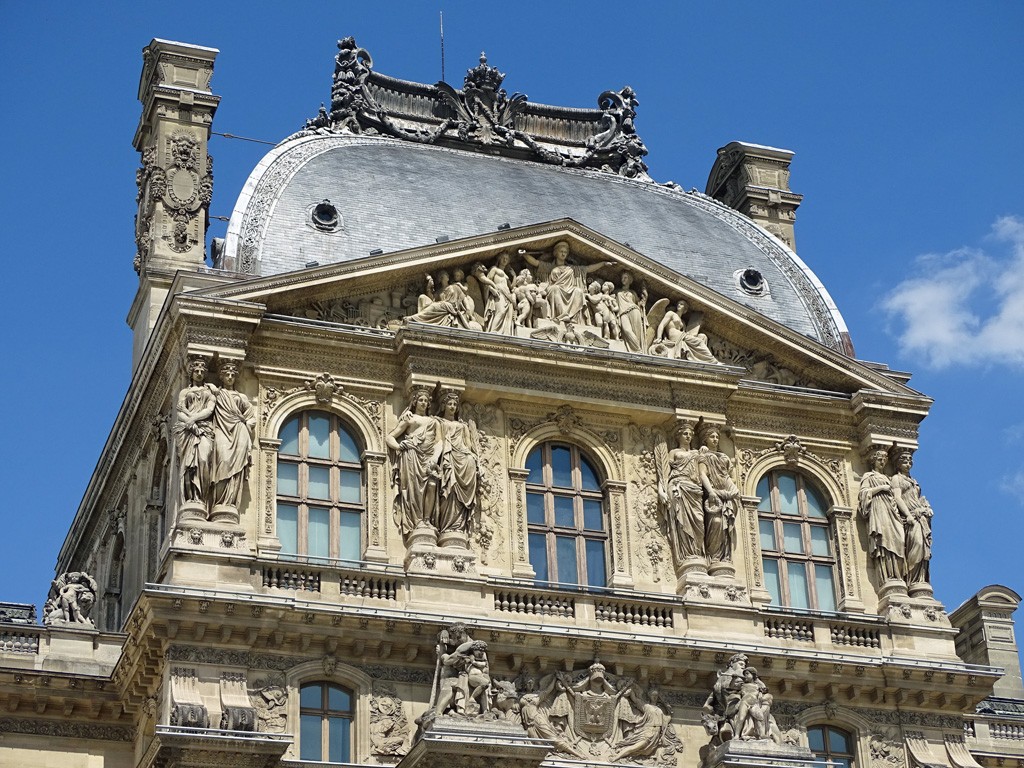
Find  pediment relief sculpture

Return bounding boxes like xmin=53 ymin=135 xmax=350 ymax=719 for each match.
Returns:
xmin=292 ymin=240 xmax=731 ymax=366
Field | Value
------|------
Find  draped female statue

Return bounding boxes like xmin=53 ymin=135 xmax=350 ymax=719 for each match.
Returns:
xmin=697 ymin=421 xmax=740 ymax=567
xmin=387 ymin=387 xmax=443 ymax=539
xmin=435 ymin=390 xmax=480 ymax=541
xmin=890 ymin=448 xmax=933 ymax=591
xmin=655 ymin=421 xmax=705 ymax=570
xmin=472 ymin=252 xmax=517 ymax=335
xmin=210 ymin=359 xmax=256 ymax=523
xmin=173 ymin=356 xmax=217 ymax=519
xmin=858 ymin=448 xmax=906 ymax=584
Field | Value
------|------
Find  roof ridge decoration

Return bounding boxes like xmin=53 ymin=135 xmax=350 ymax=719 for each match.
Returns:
xmin=293 ymin=37 xmax=650 ymax=180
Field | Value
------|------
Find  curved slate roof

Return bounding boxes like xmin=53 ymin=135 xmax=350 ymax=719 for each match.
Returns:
xmin=221 ymin=134 xmax=848 ymax=350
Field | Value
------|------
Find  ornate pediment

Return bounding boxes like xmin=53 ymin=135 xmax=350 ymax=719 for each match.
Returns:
xmin=199 ymin=222 xmax=913 ymax=395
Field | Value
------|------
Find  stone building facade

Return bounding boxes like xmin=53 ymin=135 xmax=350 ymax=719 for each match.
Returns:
xmin=1 ymin=36 xmax=1022 ymax=768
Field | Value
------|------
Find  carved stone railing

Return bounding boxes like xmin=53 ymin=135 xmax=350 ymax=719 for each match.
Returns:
xmin=991 ymin=721 xmax=1024 ymax=740
xmin=829 ymin=622 xmax=881 ymax=649
xmin=495 ymin=588 xmax=576 ymax=618
xmin=595 ymin=598 xmax=673 ymax=628
xmin=0 ymin=625 xmax=42 ymax=654
xmin=259 ymin=557 xmax=404 ymax=602
xmin=763 ymin=616 xmax=814 ymax=642
xmin=340 ymin=572 xmax=400 ymax=601
xmin=261 ymin=566 xmax=321 ymax=592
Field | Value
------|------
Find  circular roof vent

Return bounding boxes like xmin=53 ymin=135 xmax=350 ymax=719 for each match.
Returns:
xmin=737 ymin=267 xmax=768 ymax=296
xmin=309 ymin=199 xmax=342 ymax=232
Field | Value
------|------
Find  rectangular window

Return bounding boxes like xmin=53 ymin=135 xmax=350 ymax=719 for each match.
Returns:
xmin=529 ymin=533 xmax=549 ymax=582
xmin=787 ymin=564 xmax=810 ymax=609
xmin=555 ymin=536 xmax=578 ymax=584
xmin=339 ymin=510 xmax=361 ymax=561
xmin=763 ymin=558 xmax=781 ymax=604
xmin=308 ymin=507 xmax=330 ymax=559
xmin=815 ymin=564 xmax=837 ymax=612
xmin=300 ymin=714 xmax=322 ymax=761
xmin=277 ymin=504 xmax=298 ymax=554
xmin=585 ymin=540 xmax=606 ymax=587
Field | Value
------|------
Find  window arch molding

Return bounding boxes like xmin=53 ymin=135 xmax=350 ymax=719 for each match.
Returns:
xmin=795 ymin=705 xmax=870 ymax=768
xmin=284 ymin=659 xmax=373 ymax=763
xmin=741 ymin=451 xmax=846 ymax=512
xmin=263 ymin=389 xmax=383 ymax=455
xmin=509 ymin=421 xmax=620 ymax=484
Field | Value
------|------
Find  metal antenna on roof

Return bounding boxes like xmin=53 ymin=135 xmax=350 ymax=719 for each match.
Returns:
xmin=439 ymin=11 xmax=446 ymax=83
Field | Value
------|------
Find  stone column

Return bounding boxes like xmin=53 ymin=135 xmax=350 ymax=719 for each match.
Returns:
xmin=830 ymin=505 xmax=865 ymax=613
xmin=363 ymin=451 xmax=389 ymax=563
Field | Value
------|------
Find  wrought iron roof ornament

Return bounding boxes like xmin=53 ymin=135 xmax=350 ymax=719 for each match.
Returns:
xmin=296 ymin=37 xmax=652 ymax=181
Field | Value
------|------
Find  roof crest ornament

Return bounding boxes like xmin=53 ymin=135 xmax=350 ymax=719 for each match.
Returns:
xmin=296 ymin=37 xmax=650 ymax=180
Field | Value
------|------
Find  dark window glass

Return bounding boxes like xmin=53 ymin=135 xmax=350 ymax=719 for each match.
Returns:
xmin=756 ymin=470 xmax=837 ymax=610
xmin=300 ymin=682 xmax=353 ymax=763
xmin=276 ymin=411 xmax=364 ymax=563
xmin=524 ymin=442 xmax=608 ymax=587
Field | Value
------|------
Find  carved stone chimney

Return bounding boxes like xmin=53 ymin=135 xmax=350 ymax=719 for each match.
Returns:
xmin=705 ymin=141 xmax=802 ymax=252
xmin=128 ymin=39 xmax=220 ymax=369
xmin=950 ymin=585 xmax=1024 ymax=699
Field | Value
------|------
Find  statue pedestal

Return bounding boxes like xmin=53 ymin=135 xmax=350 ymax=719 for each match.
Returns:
xmin=702 ymin=739 xmax=816 ymax=768
xmin=679 ymin=570 xmax=751 ymax=605
xmin=177 ymin=500 xmax=208 ymax=522
xmin=405 ymin=539 xmax=479 ymax=578
xmin=210 ymin=503 xmax=240 ymax=524
xmin=171 ymin=518 xmax=248 ymax=552
xmin=401 ymin=716 xmax=551 ymax=768
xmin=879 ymin=591 xmax=949 ymax=626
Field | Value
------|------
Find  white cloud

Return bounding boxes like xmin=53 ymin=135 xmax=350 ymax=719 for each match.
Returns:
xmin=999 ymin=469 xmax=1024 ymax=498
xmin=881 ymin=215 xmax=1024 ymax=368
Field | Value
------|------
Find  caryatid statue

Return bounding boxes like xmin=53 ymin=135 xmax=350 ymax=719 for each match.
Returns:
xmin=858 ymin=447 xmax=906 ymax=585
xmin=387 ymin=386 xmax=443 ymax=540
xmin=173 ymin=356 xmax=216 ymax=520
xmin=655 ymin=420 xmax=706 ymax=573
xmin=210 ymin=359 xmax=256 ymax=524
xmin=889 ymin=447 xmax=933 ymax=594
xmin=435 ymin=390 xmax=481 ymax=544
xmin=697 ymin=420 xmax=740 ymax=569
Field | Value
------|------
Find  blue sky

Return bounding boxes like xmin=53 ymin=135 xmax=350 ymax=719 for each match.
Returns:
xmin=1 ymin=3 xmax=1022 ymax=616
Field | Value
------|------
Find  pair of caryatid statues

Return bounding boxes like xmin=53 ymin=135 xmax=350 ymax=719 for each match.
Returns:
xmin=858 ymin=446 xmax=934 ymax=593
xmin=655 ymin=419 xmax=741 ymax=576
xmin=173 ymin=356 xmax=256 ymax=525
xmin=422 ymin=623 xmax=682 ymax=766
xmin=387 ymin=386 xmax=481 ymax=546
xmin=702 ymin=653 xmax=782 ymax=749
xmin=406 ymin=240 xmax=719 ymax=364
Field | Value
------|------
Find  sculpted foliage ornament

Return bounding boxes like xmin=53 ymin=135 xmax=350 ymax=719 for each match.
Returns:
xmin=43 ymin=571 xmax=98 ymax=627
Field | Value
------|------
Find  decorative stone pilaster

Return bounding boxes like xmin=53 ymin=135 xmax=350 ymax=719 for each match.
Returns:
xmin=363 ymin=451 xmax=389 ymax=563
xmin=257 ymin=437 xmax=282 ymax=552
xmin=508 ymin=468 xmax=535 ymax=579
xmin=740 ymin=496 xmax=773 ymax=606
xmin=830 ymin=506 xmax=865 ymax=613
xmin=605 ymin=479 xmax=634 ymax=589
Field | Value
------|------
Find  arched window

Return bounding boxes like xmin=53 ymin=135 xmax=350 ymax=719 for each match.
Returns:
xmin=276 ymin=411 xmax=363 ymax=561
xmin=106 ymin=532 xmax=125 ymax=630
xmin=809 ymin=725 xmax=855 ymax=768
xmin=756 ymin=470 xmax=837 ymax=611
xmin=299 ymin=682 xmax=353 ymax=763
xmin=525 ymin=442 xmax=608 ymax=587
